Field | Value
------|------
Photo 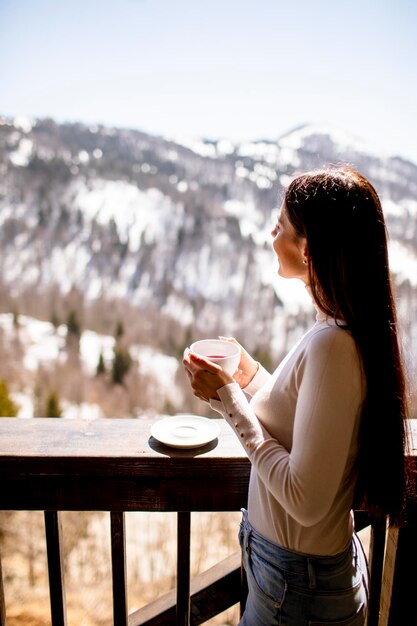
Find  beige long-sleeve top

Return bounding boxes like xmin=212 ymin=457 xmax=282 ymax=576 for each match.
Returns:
xmin=210 ymin=312 xmax=365 ymax=555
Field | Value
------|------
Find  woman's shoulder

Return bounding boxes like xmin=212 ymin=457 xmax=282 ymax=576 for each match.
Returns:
xmin=305 ymin=321 xmax=358 ymax=360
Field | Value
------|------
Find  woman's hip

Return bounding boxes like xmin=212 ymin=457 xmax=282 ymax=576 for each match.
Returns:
xmin=238 ymin=509 xmax=369 ymax=625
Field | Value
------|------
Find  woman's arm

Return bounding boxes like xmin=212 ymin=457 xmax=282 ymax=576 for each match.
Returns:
xmin=211 ymin=329 xmax=364 ymax=527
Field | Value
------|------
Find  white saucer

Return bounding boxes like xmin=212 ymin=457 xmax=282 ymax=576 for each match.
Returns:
xmin=150 ymin=414 xmax=220 ymax=449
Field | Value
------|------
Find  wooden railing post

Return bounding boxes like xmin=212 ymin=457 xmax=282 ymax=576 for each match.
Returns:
xmin=378 ymin=526 xmax=399 ymax=626
xmin=111 ymin=512 xmax=128 ymax=626
xmin=0 ymin=551 xmax=6 ymax=626
xmin=366 ymin=519 xmax=387 ymax=626
xmin=44 ymin=511 xmax=67 ymax=626
xmin=384 ymin=498 xmax=417 ymax=625
xmin=177 ymin=512 xmax=191 ymax=626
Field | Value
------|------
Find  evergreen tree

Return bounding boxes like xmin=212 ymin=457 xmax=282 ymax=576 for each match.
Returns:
xmin=50 ymin=311 xmax=60 ymax=329
xmin=44 ymin=390 xmax=63 ymax=418
xmin=96 ymin=352 xmax=106 ymax=376
xmin=66 ymin=309 xmax=82 ymax=354
xmin=0 ymin=379 xmax=18 ymax=417
xmin=115 ymin=320 xmax=125 ymax=341
xmin=111 ymin=346 xmax=132 ymax=385
xmin=66 ymin=310 xmax=81 ymax=337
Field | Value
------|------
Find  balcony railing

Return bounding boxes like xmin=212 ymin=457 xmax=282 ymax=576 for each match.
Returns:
xmin=0 ymin=417 xmax=416 ymax=626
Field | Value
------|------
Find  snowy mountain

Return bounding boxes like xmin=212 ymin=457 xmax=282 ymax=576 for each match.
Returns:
xmin=1 ymin=115 xmax=417 ymax=371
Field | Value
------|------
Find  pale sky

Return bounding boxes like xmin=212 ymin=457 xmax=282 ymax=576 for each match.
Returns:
xmin=1 ymin=0 xmax=417 ymax=163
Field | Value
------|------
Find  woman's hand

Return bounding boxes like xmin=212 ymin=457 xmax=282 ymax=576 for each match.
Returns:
xmin=218 ymin=337 xmax=259 ymax=389
xmin=183 ymin=349 xmax=233 ymax=402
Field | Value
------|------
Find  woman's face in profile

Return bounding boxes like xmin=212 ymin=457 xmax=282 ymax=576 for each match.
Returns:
xmin=271 ymin=203 xmax=308 ymax=282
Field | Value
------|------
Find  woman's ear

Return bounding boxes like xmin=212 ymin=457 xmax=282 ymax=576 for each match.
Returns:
xmin=300 ymin=239 xmax=308 ymax=264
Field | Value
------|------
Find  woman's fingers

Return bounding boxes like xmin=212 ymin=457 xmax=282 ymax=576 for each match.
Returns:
xmin=184 ymin=350 xmax=222 ymax=374
xmin=183 ymin=346 xmax=229 ymax=402
xmin=218 ymin=335 xmax=239 ymax=345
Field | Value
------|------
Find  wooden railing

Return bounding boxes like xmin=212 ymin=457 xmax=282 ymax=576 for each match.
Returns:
xmin=0 ymin=417 xmax=416 ymax=626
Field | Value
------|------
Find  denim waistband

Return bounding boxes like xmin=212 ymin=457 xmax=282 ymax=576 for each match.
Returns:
xmin=240 ymin=509 xmax=359 ymax=587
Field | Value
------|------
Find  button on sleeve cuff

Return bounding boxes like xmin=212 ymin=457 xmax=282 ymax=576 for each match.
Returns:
xmin=216 ymin=382 xmax=269 ymax=454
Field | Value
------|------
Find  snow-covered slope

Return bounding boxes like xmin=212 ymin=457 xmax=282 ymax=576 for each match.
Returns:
xmin=1 ymin=116 xmax=416 ymax=365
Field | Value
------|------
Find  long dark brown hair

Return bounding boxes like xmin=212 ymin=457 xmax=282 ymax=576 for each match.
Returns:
xmin=284 ymin=166 xmax=412 ymax=526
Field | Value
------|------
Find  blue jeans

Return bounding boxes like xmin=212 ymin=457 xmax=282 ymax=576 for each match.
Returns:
xmin=238 ymin=509 xmax=369 ymax=626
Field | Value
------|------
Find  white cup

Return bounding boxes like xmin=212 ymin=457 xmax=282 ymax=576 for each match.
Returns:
xmin=189 ymin=339 xmax=241 ymax=376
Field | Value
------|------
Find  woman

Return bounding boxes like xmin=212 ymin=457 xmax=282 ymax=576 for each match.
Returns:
xmin=183 ymin=166 xmax=412 ymax=625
